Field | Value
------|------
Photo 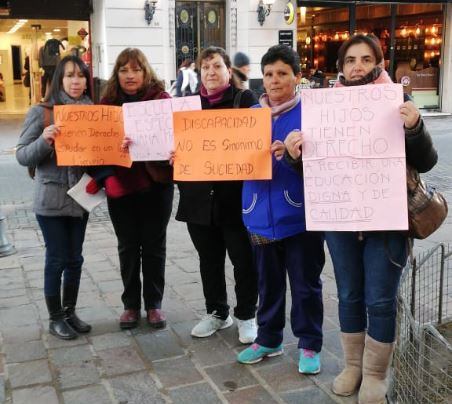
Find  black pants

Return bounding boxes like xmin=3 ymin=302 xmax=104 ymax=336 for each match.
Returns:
xmin=187 ymin=222 xmax=257 ymax=320
xmin=107 ymin=185 xmax=174 ymax=310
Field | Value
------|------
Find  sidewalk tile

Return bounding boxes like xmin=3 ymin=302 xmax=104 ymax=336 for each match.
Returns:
xmin=224 ymin=385 xmax=277 ymax=403
xmin=3 ymin=340 xmax=46 ymax=363
xmin=56 ymin=361 xmax=100 ymax=389
xmin=169 ymin=382 xmax=221 ymax=404
xmin=204 ymin=362 xmax=258 ymax=393
xmin=45 ymin=333 xmax=88 ymax=349
xmin=280 ymin=386 xmax=336 ymax=403
xmin=91 ymin=332 xmax=131 ymax=351
xmin=153 ymin=355 xmax=203 ymax=388
xmin=7 ymin=359 xmax=52 ymax=388
xmin=98 ymin=346 xmax=146 ymax=376
xmin=190 ymin=337 xmax=236 ymax=366
xmin=62 ymin=385 xmax=112 ymax=404
xmin=0 ymin=305 xmax=38 ymax=327
xmin=50 ymin=344 xmax=93 ymax=366
xmin=1 ymin=324 xmax=41 ymax=343
xmin=136 ymin=329 xmax=184 ymax=361
xmin=257 ymin=361 xmax=314 ymax=392
xmin=12 ymin=386 xmax=59 ymax=404
xmin=109 ymin=372 xmax=164 ymax=404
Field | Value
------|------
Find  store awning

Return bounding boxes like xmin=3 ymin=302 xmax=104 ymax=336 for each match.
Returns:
xmin=297 ymin=0 xmax=446 ymax=5
xmin=6 ymin=0 xmax=91 ymax=20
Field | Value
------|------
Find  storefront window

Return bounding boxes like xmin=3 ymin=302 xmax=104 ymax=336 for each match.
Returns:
xmin=296 ymin=3 xmax=445 ymax=109
xmin=394 ymin=4 xmax=443 ymax=109
xmin=297 ymin=6 xmax=349 ymax=87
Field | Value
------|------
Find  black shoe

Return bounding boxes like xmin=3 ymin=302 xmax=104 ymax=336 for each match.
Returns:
xmin=49 ymin=318 xmax=78 ymax=340
xmin=63 ymin=284 xmax=92 ymax=333
xmin=45 ymin=295 xmax=78 ymax=340
xmin=65 ymin=310 xmax=92 ymax=333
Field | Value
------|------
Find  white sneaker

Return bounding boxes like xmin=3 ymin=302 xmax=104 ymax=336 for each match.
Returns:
xmin=237 ymin=318 xmax=257 ymax=344
xmin=191 ymin=313 xmax=233 ymax=338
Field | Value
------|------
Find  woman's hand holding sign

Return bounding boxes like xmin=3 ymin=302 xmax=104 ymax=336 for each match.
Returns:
xmin=42 ymin=125 xmax=60 ymax=146
xmin=284 ymin=130 xmax=304 ymax=160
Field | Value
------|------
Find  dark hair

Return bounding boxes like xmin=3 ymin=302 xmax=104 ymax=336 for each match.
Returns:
xmin=197 ymin=46 xmax=240 ymax=88
xmin=179 ymin=59 xmax=192 ymax=71
xmin=261 ymin=45 xmax=301 ymax=75
xmin=45 ymin=55 xmax=92 ymax=105
xmin=103 ymin=47 xmax=165 ymax=103
xmin=337 ymin=34 xmax=384 ymax=72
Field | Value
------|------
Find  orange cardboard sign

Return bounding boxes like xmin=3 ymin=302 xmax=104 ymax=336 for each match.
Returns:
xmin=173 ymin=108 xmax=272 ymax=181
xmin=54 ymin=105 xmax=132 ymax=167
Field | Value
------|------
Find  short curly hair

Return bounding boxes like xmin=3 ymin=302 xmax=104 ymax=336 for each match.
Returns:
xmin=260 ymin=45 xmax=300 ymax=75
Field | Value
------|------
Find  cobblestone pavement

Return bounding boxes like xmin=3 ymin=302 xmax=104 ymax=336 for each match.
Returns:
xmin=0 ymin=115 xmax=451 ymax=403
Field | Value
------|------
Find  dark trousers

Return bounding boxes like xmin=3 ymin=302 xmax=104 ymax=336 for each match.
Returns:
xmin=107 ymin=185 xmax=173 ymax=310
xmin=187 ymin=222 xmax=257 ymax=320
xmin=36 ymin=214 xmax=89 ymax=297
xmin=254 ymin=232 xmax=325 ymax=352
xmin=325 ymin=231 xmax=406 ymax=343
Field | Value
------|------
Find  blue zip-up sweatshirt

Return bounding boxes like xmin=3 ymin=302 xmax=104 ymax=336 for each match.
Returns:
xmin=242 ymin=100 xmax=306 ymax=240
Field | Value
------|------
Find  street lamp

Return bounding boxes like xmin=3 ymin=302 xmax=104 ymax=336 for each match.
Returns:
xmin=257 ymin=0 xmax=275 ymax=26
xmin=144 ymin=0 xmax=158 ymax=25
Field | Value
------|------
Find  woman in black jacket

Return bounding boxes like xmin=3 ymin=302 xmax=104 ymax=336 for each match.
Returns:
xmin=285 ymin=34 xmax=438 ymax=404
xmin=176 ymin=47 xmax=259 ymax=344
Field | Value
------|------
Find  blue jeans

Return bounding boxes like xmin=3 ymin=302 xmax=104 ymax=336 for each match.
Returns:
xmin=326 ymin=231 xmax=407 ymax=343
xmin=36 ymin=214 xmax=89 ymax=297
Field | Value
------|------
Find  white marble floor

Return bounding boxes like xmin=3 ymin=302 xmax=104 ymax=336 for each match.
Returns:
xmin=0 ymin=83 xmax=30 ymax=115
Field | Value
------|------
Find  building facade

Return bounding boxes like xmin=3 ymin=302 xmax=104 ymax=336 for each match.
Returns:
xmin=1 ymin=1 xmax=451 ymax=112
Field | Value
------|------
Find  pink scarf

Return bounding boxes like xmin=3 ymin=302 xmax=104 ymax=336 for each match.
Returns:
xmin=200 ymin=83 xmax=231 ymax=104
xmin=259 ymin=93 xmax=301 ymax=119
xmin=334 ymin=67 xmax=393 ymax=87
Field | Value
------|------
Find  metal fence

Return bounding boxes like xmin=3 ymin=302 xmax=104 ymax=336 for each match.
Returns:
xmin=391 ymin=243 xmax=452 ymax=403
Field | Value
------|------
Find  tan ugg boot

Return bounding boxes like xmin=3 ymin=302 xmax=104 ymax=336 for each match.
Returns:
xmin=332 ymin=332 xmax=365 ymax=396
xmin=358 ymin=335 xmax=394 ymax=404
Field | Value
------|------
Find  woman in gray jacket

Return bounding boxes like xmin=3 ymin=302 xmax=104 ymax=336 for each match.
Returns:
xmin=16 ymin=56 xmax=93 ymax=340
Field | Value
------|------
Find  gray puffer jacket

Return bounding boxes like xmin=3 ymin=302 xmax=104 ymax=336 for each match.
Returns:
xmin=16 ymin=95 xmax=92 ymax=217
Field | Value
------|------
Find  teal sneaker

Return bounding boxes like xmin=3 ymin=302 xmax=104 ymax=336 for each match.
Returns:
xmin=237 ymin=343 xmax=283 ymax=364
xmin=298 ymin=349 xmax=321 ymax=374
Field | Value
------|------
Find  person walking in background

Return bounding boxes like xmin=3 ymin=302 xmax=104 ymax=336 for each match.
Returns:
xmin=92 ymin=48 xmax=174 ymax=330
xmin=232 ymin=52 xmax=251 ymax=90
xmin=284 ymin=34 xmax=438 ymax=403
xmin=16 ymin=56 xmax=93 ymax=340
xmin=175 ymin=46 xmax=259 ymax=344
xmin=186 ymin=61 xmax=199 ymax=94
xmin=237 ymin=45 xmax=325 ymax=374
xmin=175 ymin=59 xmax=192 ymax=97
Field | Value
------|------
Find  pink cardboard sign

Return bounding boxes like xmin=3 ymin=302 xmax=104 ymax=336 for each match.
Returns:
xmin=122 ymin=96 xmax=201 ymax=161
xmin=300 ymin=83 xmax=408 ymax=231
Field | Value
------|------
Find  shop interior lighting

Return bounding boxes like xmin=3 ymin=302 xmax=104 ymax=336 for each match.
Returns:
xmin=53 ymin=28 xmax=61 ymax=32
xmin=144 ymin=0 xmax=158 ymax=25
xmin=257 ymin=0 xmax=275 ymax=26
xmin=7 ymin=19 xmax=28 ymax=34
xmin=299 ymin=6 xmax=306 ymax=24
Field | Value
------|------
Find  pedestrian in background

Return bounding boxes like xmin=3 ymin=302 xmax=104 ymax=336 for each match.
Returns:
xmin=175 ymin=58 xmax=192 ymax=97
xmin=16 ymin=56 xmax=93 ymax=340
xmin=284 ymin=34 xmax=438 ymax=403
xmin=92 ymin=48 xmax=174 ymax=330
xmin=232 ymin=51 xmax=251 ymax=90
xmin=175 ymin=46 xmax=259 ymax=344
xmin=237 ymin=45 xmax=325 ymax=374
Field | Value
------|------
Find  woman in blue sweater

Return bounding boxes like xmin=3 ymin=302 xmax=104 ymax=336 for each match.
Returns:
xmin=237 ymin=45 xmax=325 ymax=374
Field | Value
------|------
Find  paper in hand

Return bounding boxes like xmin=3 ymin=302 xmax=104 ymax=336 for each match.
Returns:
xmin=67 ymin=173 xmax=106 ymax=212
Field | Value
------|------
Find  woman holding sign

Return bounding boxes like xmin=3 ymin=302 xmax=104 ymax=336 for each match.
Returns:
xmin=284 ymin=35 xmax=437 ymax=403
xmin=237 ymin=45 xmax=325 ymax=375
xmin=176 ymin=47 xmax=259 ymax=344
xmin=16 ymin=56 xmax=93 ymax=340
xmin=95 ymin=48 xmax=174 ymax=330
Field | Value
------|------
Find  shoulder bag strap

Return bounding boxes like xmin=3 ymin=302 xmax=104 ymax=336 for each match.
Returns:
xmin=233 ymin=90 xmax=244 ymax=109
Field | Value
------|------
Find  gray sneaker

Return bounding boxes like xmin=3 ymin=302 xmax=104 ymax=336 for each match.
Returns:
xmin=191 ymin=313 xmax=233 ymax=337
